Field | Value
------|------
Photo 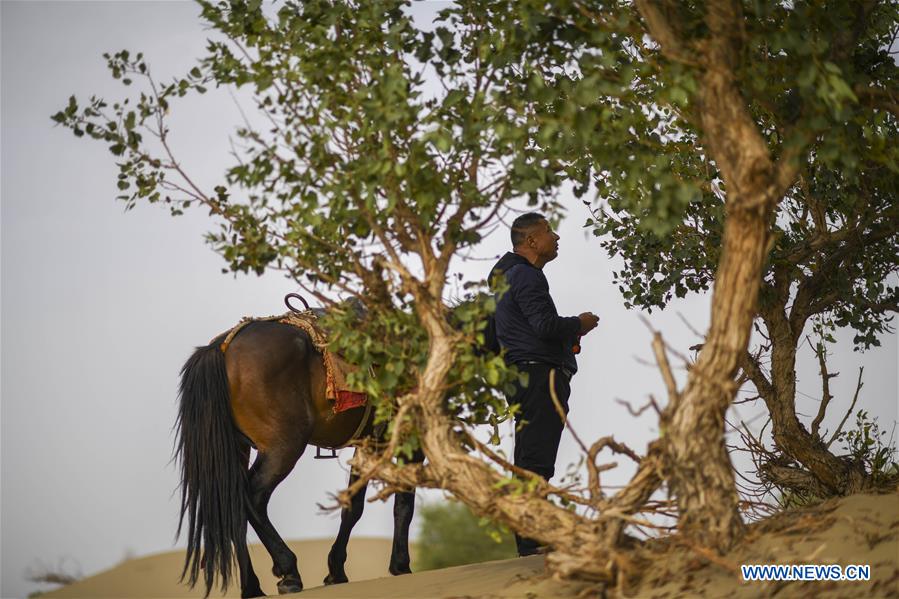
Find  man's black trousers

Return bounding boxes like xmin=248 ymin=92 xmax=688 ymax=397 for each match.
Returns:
xmin=506 ymin=362 xmax=571 ymax=556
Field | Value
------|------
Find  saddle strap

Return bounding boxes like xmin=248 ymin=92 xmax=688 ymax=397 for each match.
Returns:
xmin=324 ymin=399 xmax=374 ymax=451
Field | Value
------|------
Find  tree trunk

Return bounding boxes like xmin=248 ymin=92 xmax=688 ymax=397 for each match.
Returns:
xmin=759 ymin=312 xmax=867 ymax=494
xmin=666 ymin=210 xmax=765 ymax=551
xmin=635 ymin=0 xmax=801 ymax=552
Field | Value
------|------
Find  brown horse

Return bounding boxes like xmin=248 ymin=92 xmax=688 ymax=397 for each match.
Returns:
xmin=175 ymin=316 xmax=420 ymax=598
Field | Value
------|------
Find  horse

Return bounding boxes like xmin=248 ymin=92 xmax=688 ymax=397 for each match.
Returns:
xmin=175 ymin=301 xmax=422 ymax=598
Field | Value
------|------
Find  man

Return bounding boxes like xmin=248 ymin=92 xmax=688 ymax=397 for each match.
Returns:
xmin=489 ymin=212 xmax=599 ymax=557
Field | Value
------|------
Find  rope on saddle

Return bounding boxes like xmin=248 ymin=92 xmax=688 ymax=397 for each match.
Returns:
xmin=215 ymin=313 xmax=285 ymax=353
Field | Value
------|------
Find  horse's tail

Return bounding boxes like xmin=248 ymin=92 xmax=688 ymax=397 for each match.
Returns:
xmin=174 ymin=340 xmax=245 ymax=596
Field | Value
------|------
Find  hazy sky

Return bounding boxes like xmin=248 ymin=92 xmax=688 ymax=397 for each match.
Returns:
xmin=2 ymin=2 xmax=896 ymax=598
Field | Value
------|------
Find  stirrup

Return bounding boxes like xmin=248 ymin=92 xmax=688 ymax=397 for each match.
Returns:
xmin=314 ymin=446 xmax=339 ymax=459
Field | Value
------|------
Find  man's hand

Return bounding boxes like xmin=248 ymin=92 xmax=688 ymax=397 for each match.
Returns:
xmin=578 ymin=312 xmax=599 ymax=335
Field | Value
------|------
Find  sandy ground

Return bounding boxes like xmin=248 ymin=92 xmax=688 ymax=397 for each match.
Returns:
xmin=628 ymin=489 xmax=899 ymax=598
xmin=43 ymin=538 xmax=402 ymax=598
xmin=42 ymin=490 xmax=898 ymax=599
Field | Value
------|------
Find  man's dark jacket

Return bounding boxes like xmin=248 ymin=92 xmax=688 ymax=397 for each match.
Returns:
xmin=489 ymin=252 xmax=580 ymax=374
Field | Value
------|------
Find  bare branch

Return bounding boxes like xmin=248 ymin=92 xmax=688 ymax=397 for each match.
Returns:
xmin=651 ymin=332 xmax=680 ymax=405
xmin=600 ymin=441 xmax=666 ymax=545
xmin=549 ymin=369 xmax=641 ymax=503
xmin=462 ymin=428 xmax=599 ymax=510
xmin=336 ymin=400 xmax=414 ymax=507
xmin=676 ymin=311 xmax=706 ymax=340
xmin=826 ymin=367 xmax=864 ymax=449
xmin=809 ymin=336 xmax=837 ymax=440
xmin=615 ymin=396 xmax=661 ymax=418
xmin=740 ymin=349 xmax=773 ymax=400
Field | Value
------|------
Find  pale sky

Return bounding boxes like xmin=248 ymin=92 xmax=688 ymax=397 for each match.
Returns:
xmin=2 ymin=2 xmax=896 ymax=598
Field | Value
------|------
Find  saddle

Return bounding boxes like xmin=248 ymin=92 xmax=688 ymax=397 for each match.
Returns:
xmin=215 ymin=306 xmax=368 ymax=415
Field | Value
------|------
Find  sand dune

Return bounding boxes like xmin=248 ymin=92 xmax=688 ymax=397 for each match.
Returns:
xmin=44 ymin=538 xmax=403 ymax=598
xmin=43 ymin=491 xmax=898 ymax=598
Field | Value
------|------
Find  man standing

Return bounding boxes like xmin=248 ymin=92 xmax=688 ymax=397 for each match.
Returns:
xmin=489 ymin=212 xmax=599 ymax=557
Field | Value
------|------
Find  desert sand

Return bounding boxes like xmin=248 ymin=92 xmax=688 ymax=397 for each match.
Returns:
xmin=43 ymin=490 xmax=898 ymax=598
xmin=42 ymin=538 xmax=399 ymax=598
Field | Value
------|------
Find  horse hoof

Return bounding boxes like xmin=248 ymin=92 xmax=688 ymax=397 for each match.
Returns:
xmin=276 ymin=577 xmax=303 ymax=594
xmin=323 ymin=572 xmax=348 ymax=585
xmin=389 ymin=566 xmax=411 ymax=576
xmin=240 ymin=581 xmax=266 ymax=599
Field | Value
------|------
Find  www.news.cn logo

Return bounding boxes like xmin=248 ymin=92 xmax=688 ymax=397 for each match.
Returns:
xmin=741 ymin=564 xmax=871 ymax=581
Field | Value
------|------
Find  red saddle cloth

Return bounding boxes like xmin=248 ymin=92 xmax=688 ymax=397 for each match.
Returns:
xmin=335 ymin=390 xmax=367 ymax=413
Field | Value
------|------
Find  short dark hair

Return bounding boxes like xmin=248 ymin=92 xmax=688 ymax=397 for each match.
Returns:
xmin=511 ymin=212 xmax=547 ymax=247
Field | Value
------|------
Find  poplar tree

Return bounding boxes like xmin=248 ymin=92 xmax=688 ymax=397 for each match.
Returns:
xmin=572 ymin=1 xmax=897 ymax=498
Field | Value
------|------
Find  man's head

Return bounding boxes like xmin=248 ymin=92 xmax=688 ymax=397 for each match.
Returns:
xmin=511 ymin=212 xmax=560 ymax=269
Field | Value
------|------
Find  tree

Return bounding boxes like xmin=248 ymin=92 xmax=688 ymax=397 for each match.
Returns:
xmin=53 ymin=0 xmax=893 ymax=589
xmin=583 ymin=1 xmax=898 ymax=500
xmin=416 ymin=500 xmax=516 ymax=570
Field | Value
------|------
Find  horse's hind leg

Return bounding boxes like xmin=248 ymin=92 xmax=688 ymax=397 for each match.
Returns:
xmin=236 ymin=516 xmax=264 ymax=598
xmin=388 ymin=449 xmax=424 ymax=576
xmin=324 ymin=451 xmax=368 ymax=585
xmin=247 ymin=448 xmax=305 ymax=594
xmin=236 ymin=445 xmax=264 ymax=598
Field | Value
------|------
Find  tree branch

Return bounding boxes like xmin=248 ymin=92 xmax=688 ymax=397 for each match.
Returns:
xmin=809 ymin=337 xmax=837 ymax=441
xmin=790 ymin=222 xmax=899 ymax=330
xmin=826 ymin=367 xmax=864 ymax=449
xmin=634 ymin=1 xmax=697 ymax=65
xmin=739 ymin=350 xmax=774 ymax=400
xmin=760 ymin=463 xmax=832 ymax=498
xmin=549 ymin=369 xmax=642 ymax=505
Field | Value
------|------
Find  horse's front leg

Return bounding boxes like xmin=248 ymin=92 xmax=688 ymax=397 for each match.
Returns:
xmin=388 ymin=490 xmax=415 ymax=575
xmin=324 ymin=459 xmax=367 ymax=585
xmin=388 ymin=449 xmax=424 ymax=576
